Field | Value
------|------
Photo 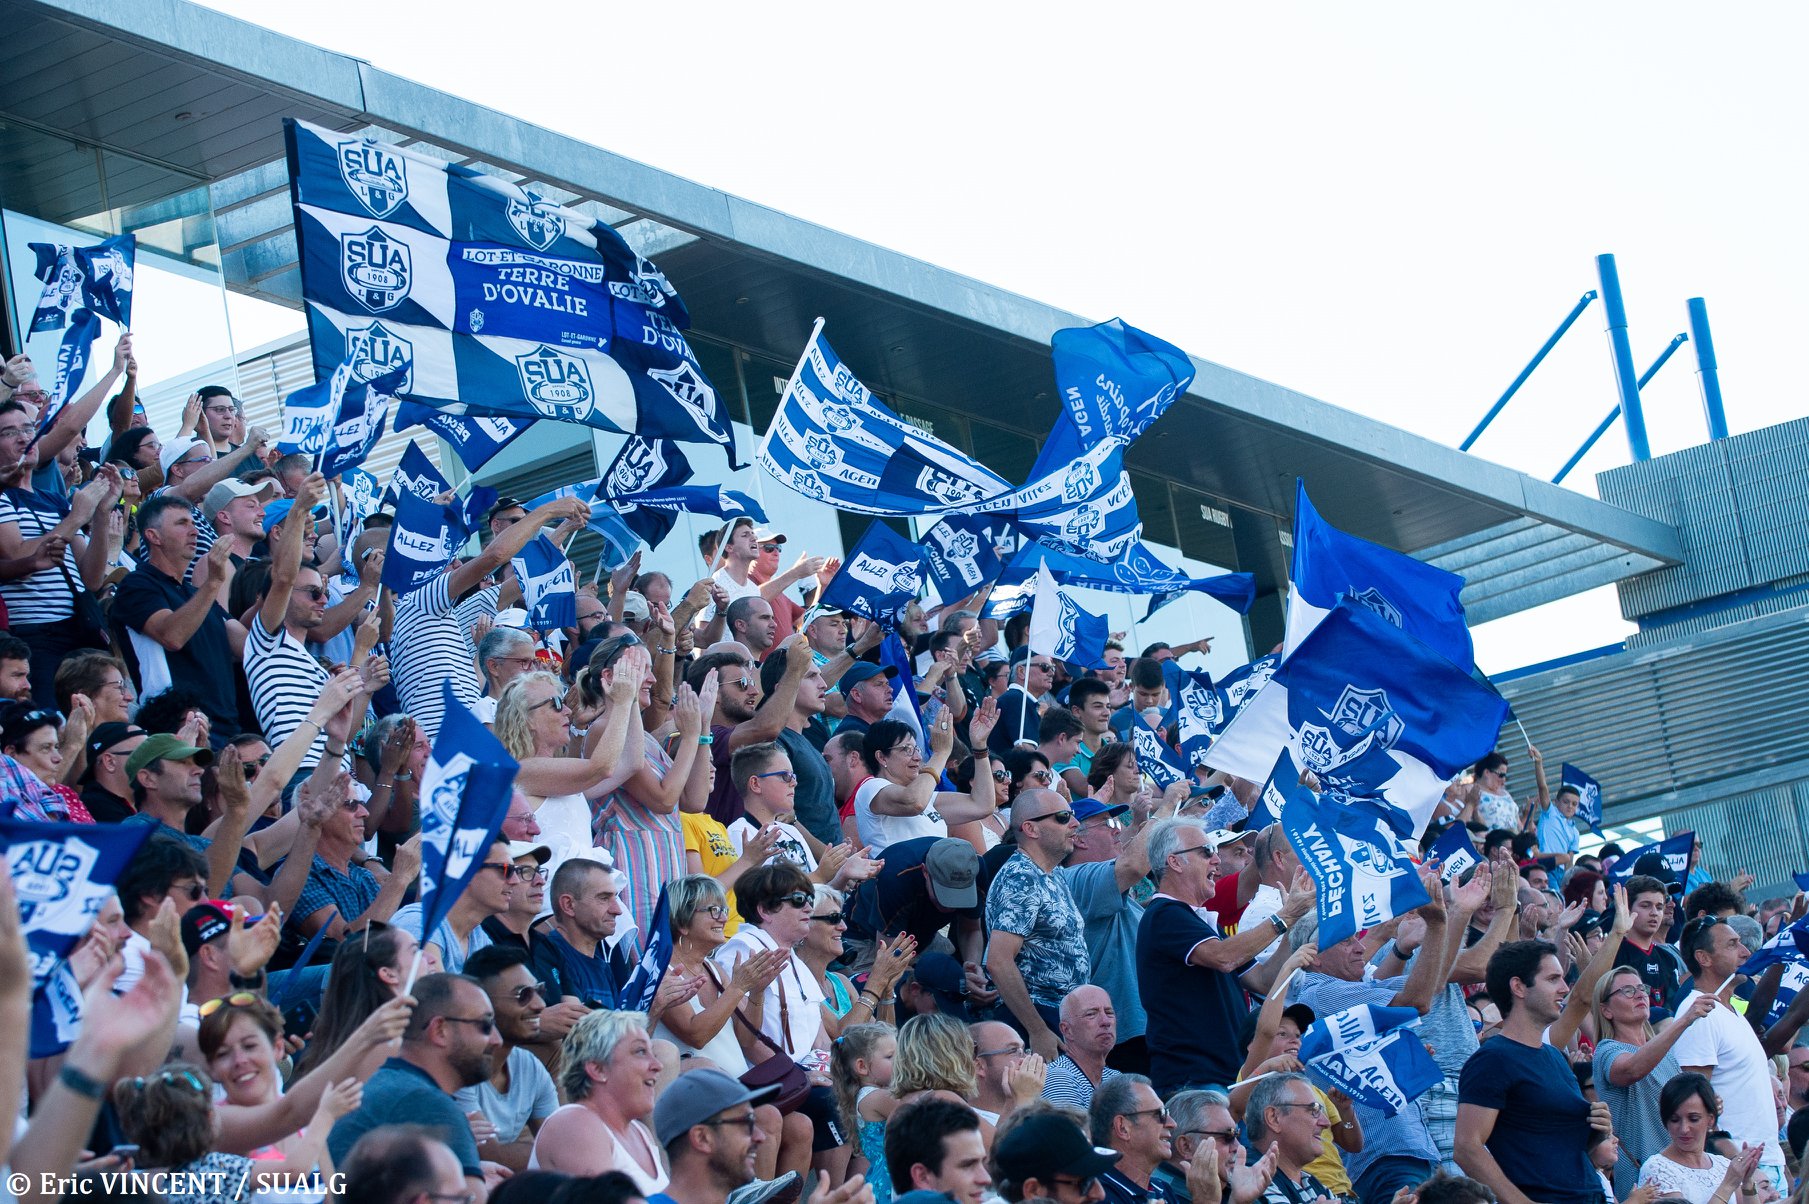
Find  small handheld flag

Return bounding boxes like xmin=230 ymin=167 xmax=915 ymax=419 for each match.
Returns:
xmin=1560 ymin=763 xmax=1604 ymax=832
xmin=621 ymin=884 xmax=676 ymax=1010
xmin=1298 ymin=1004 xmax=1442 ymax=1116
xmin=1606 ymin=830 xmax=1694 ymax=886
xmin=1429 ymin=823 xmax=1481 ymax=884
xmin=1129 ymin=708 xmax=1188 ymax=791
xmin=1028 ymin=565 xmax=1109 ymax=671
xmin=818 ymin=521 xmax=929 ymax=627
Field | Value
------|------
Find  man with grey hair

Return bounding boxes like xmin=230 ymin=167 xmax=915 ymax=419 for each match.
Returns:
xmin=986 ymin=787 xmax=1092 ymax=1062
xmin=1041 ymin=984 xmax=1121 ymax=1112
xmin=473 ymin=625 xmax=537 ymax=723
xmin=1091 ymin=1074 xmax=1176 ymax=1204
xmin=1151 ymin=1087 xmax=1281 ymax=1204
xmin=1247 ymin=1072 xmax=1338 ymax=1204
xmin=1137 ymin=816 xmax=1315 ymax=1095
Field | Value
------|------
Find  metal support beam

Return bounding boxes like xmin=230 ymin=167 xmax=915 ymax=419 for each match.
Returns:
xmin=1596 ymin=254 xmax=1651 ymax=461
xmin=1686 ymin=297 xmax=1729 ymax=440
xmin=1460 ymin=290 xmax=1598 ymax=451
xmin=1552 ymin=333 xmax=1688 ymax=484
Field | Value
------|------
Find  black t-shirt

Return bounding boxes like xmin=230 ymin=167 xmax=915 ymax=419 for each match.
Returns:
xmin=990 ymin=687 xmax=1041 ymax=755
xmin=111 ymin=561 xmax=241 ymax=735
xmin=1457 ymin=1036 xmax=1601 ymax=1204
xmin=80 ymin=781 xmax=133 ymax=825
xmin=1137 ymin=896 xmax=1250 ymax=1094
xmin=1613 ymin=937 xmax=1688 ymax=1017
xmin=847 ymin=835 xmax=982 ymax=950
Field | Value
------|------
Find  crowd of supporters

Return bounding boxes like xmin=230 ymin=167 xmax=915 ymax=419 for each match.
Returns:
xmin=0 ymin=342 xmax=1802 ymax=1204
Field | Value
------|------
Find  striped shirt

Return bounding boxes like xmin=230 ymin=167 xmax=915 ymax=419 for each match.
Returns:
xmin=0 ymin=488 xmax=79 ymax=623
xmin=391 ymin=575 xmax=497 ymax=740
xmin=244 ymin=614 xmax=329 ymax=768
xmin=594 ymin=732 xmax=685 ymax=955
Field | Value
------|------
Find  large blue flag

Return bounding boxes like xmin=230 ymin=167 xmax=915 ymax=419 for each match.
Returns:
xmin=1210 ymin=601 xmax=1507 ymax=837
xmin=1606 ymin=831 xmax=1694 ymax=886
xmin=1028 ymin=565 xmax=1109 ymax=671
xmin=1050 ymin=318 xmax=1195 ymax=447
xmin=511 ymin=534 xmax=577 ymax=630
xmin=1430 ymin=822 xmax=1482 ymax=883
xmin=1129 ymin=708 xmax=1188 ymax=790
xmin=980 ymin=538 xmax=1254 ymax=622
xmin=758 ymin=320 xmax=1012 ymax=514
xmin=819 ymin=521 xmax=929 ymax=627
xmin=395 ymin=399 xmax=533 ymax=472
xmin=287 ymin=119 xmax=737 ymax=462
xmin=920 ymin=514 xmax=1005 ymax=608
xmin=382 ymin=490 xmax=459 ymax=597
xmin=416 ymin=685 xmax=520 ymax=944
xmin=1273 ymin=749 xmax=1432 ymax=948
xmin=617 ymin=486 xmax=765 ymax=550
xmin=602 ymin=436 xmax=694 ymax=497
xmin=28 ymin=233 xmax=134 ymax=413
xmin=1288 ymin=480 xmax=1473 ymax=672
xmin=4 ymin=818 xmax=153 ymax=1056
xmin=621 ymin=883 xmax=677 ymax=1005
xmin=1298 ymin=1004 xmax=1442 ymax=1117
xmin=1560 ymin=763 xmax=1604 ymax=832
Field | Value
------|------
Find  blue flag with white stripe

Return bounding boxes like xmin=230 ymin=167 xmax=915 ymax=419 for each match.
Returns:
xmin=1288 ymin=480 xmax=1473 ymax=672
xmin=1210 ymin=601 xmax=1508 ymax=837
xmin=4 ymin=818 xmax=153 ymax=1057
xmin=1297 ymin=1004 xmax=1442 ymax=1117
xmin=382 ymin=490 xmax=460 ymax=597
xmin=417 ymin=685 xmax=521 ymax=943
xmin=1051 ymin=318 xmax=1194 ymax=446
xmin=1171 ymin=670 xmax=1222 ymax=772
xmin=1430 ymin=823 xmax=1481 ymax=883
xmin=616 ymin=486 xmax=765 ymax=550
xmin=819 ymin=521 xmax=929 ymax=628
xmin=1029 ymin=565 xmax=1109 ymax=671
xmin=524 ymin=478 xmax=646 ymax=568
xmin=511 ymin=534 xmax=577 ymax=630
xmin=602 ymin=436 xmax=694 ymax=497
xmin=28 ymin=234 xmax=134 ymax=414
xmin=1560 ymin=763 xmax=1604 ymax=832
xmin=287 ymin=119 xmax=737 ymax=462
xmin=299 ymin=357 xmax=404 ymax=479
xmin=1273 ymin=748 xmax=1433 ymax=949
xmin=1129 ymin=708 xmax=1188 ymax=790
xmin=396 ymin=400 xmax=532 ymax=472
xmin=621 ymin=883 xmax=677 ymax=1005
xmin=1040 ymin=540 xmax=1254 ymax=614
xmin=920 ymin=514 xmax=1005 ymax=607
xmin=1606 ymin=831 xmax=1694 ymax=886
xmin=758 ymin=320 xmax=1012 ymax=514
xmin=1738 ymin=913 xmax=1809 ymax=977
xmin=383 ymin=441 xmax=453 ymax=510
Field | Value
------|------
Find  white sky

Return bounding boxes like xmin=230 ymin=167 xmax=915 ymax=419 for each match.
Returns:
xmin=201 ymin=1 xmax=1809 ymax=674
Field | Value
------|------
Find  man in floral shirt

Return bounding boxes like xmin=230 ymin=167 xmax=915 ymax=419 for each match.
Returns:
xmin=984 ymin=788 xmax=1090 ymax=1061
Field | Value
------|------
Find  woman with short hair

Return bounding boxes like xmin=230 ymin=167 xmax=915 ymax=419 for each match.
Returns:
xmin=531 ymin=1009 xmax=669 ymax=1194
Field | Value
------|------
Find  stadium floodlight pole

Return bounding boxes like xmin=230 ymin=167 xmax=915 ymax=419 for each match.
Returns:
xmin=1550 ymin=333 xmax=1688 ymax=485
xmin=1685 ymin=297 xmax=1729 ymax=440
xmin=1595 ymin=254 xmax=1652 ymax=462
xmin=1459 ymin=289 xmax=1598 ymax=452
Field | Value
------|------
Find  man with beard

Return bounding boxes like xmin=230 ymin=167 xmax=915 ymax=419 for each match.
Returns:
xmin=652 ymin=1069 xmax=874 ymax=1204
xmin=328 ymin=972 xmax=503 ymax=1199
xmin=458 ymin=946 xmax=560 ymax=1173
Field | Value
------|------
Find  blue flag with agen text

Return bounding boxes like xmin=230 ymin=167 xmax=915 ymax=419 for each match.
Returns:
xmin=396 ymin=400 xmax=532 ymax=472
xmin=287 ymin=119 xmax=737 ymax=463
xmin=416 ymin=685 xmax=521 ymax=943
xmin=4 ymin=818 xmax=153 ymax=1057
xmin=511 ymin=534 xmax=576 ymax=630
xmin=1560 ymin=763 xmax=1604 ymax=832
xmin=819 ymin=521 xmax=930 ymax=628
xmin=1606 ymin=831 xmax=1694 ymax=886
xmin=1273 ymin=749 xmax=1431 ymax=949
xmin=1298 ymin=1004 xmax=1442 ymax=1117
xmin=1430 ymin=823 xmax=1481 ymax=883
xmin=1050 ymin=318 xmax=1195 ymax=447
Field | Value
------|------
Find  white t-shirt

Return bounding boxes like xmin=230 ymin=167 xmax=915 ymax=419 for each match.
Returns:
xmin=853 ymin=776 xmax=946 ymax=856
xmin=713 ymin=926 xmax=826 ymax=1057
xmin=698 ymin=567 xmax=761 ymax=624
xmin=726 ymin=816 xmax=817 ymax=873
xmin=1668 ymin=989 xmax=1785 ymax=1168
xmin=1241 ymin=882 xmax=1285 ymax=964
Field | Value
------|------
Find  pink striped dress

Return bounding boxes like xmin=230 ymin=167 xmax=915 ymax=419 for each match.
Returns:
xmin=593 ymin=731 xmax=686 ymax=954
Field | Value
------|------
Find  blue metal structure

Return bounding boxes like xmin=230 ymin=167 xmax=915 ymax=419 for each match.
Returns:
xmin=1596 ymin=254 xmax=1652 ymax=461
xmin=1552 ymin=333 xmax=1689 ymax=484
xmin=1460 ymin=290 xmax=1598 ymax=451
xmin=1686 ymin=297 xmax=1729 ymax=440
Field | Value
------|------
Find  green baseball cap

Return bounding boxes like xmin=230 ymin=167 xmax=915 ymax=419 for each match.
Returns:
xmin=124 ymin=732 xmax=213 ymax=781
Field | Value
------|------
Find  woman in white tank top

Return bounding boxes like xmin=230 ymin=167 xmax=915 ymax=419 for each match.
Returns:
xmin=529 ymin=1010 xmax=670 ymax=1193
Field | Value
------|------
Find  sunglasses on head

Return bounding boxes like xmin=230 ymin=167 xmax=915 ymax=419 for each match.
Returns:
xmin=198 ymin=991 xmax=263 ymax=1019
xmin=128 ymin=1069 xmax=208 ymax=1094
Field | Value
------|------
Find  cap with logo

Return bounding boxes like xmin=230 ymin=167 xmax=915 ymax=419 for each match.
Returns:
xmin=180 ymin=901 xmax=236 ymax=957
xmin=991 ymin=1112 xmax=1121 ymax=1185
xmin=87 ymin=722 xmax=148 ymax=763
xmin=923 ymin=837 xmax=979 ymax=909
xmin=651 ymin=1067 xmax=778 ymax=1147
xmin=124 ymin=732 xmax=213 ymax=782
xmin=201 ymin=478 xmax=274 ymax=523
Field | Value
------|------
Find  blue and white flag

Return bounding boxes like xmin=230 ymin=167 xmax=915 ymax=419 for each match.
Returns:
xmin=1051 ymin=318 xmax=1194 ymax=447
xmin=617 ymin=486 xmax=765 ymax=550
xmin=4 ymin=818 xmax=153 ymax=1056
xmin=1738 ymin=913 xmax=1809 ymax=977
xmin=920 ymin=514 xmax=1005 ymax=608
xmin=290 ymin=357 xmax=404 ymax=479
xmin=384 ymin=441 xmax=454 ymax=509
xmin=1210 ymin=601 xmax=1508 ymax=837
xmin=1172 ymin=671 xmax=1222 ymax=772
xmin=416 ymin=684 xmax=521 ymax=944
xmin=287 ymin=119 xmax=737 ymax=462
xmin=620 ymin=883 xmax=676 ymax=1007
xmin=1038 ymin=539 xmax=1254 ymax=615
xmin=818 ymin=521 xmax=929 ymax=627
xmin=511 ymin=534 xmax=577 ymax=630
xmin=342 ymin=468 xmax=384 ymax=532
xmin=1129 ymin=708 xmax=1188 ymax=790
xmin=759 ymin=320 xmax=1012 ymax=515
xmin=1272 ymin=748 xmax=1432 ymax=947
xmin=1606 ymin=831 xmax=1694 ymax=886
xmin=1430 ymin=823 xmax=1481 ymax=884
xmin=525 ymin=478 xmax=645 ymax=570
xmin=395 ymin=399 xmax=533 ymax=472
xmin=1764 ymin=962 xmax=1809 ymax=1028
xmin=382 ymin=490 xmax=460 ymax=597
xmin=1560 ymin=763 xmax=1604 ymax=832
xmin=1287 ymin=480 xmax=1473 ymax=672
xmin=979 ymin=543 xmax=1045 ymax=622
xmin=602 ymin=436 xmax=694 ymax=498
xmin=1298 ymin=1004 xmax=1442 ymax=1117
xmin=28 ymin=234 xmax=134 ymax=412
xmin=1029 ymin=565 xmax=1109 ymax=671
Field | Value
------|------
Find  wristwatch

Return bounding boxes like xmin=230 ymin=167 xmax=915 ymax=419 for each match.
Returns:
xmin=1269 ymin=915 xmax=1289 ymax=937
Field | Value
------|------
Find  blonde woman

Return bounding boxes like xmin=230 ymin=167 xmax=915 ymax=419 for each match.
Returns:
xmin=1592 ymin=964 xmax=1720 ymax=1199
xmin=889 ymin=1013 xmax=994 ymax=1144
xmin=531 ymin=1009 xmax=670 ymax=1194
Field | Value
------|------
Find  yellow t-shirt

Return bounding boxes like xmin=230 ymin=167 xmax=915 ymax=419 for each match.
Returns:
xmin=682 ymin=810 xmax=742 ymax=938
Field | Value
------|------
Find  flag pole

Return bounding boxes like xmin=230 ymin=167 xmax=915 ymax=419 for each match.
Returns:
xmin=757 ymin=316 xmax=825 ymax=474
xmin=401 ymin=945 xmax=426 ymax=995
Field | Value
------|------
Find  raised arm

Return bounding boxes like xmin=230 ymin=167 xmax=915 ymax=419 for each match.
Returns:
xmin=445 ymin=495 xmax=590 ymax=601
xmin=1195 ymin=869 xmax=1313 ymax=976
xmin=1387 ymin=864 xmax=1453 ymax=1014
xmin=167 ymin=426 xmax=271 ymax=503
xmin=261 ymin=472 xmax=327 ymax=631
xmin=34 ymin=336 xmax=128 ymax=462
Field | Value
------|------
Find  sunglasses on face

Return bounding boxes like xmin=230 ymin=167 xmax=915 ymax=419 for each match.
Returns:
xmin=528 ymin=694 xmax=568 ymax=713
xmin=991 ymin=768 xmax=1011 ymax=783
xmin=504 ymin=982 xmax=550 ymax=1005
xmin=480 ymin=862 xmax=513 ymax=878
xmin=723 ymin=676 xmax=754 ymax=690
xmin=440 ymin=1015 xmax=496 ymax=1035
xmin=291 ymin=585 xmax=328 ymax=601
xmin=1026 ymin=768 xmax=1053 ymax=783
xmin=777 ymin=892 xmax=814 ymax=911
xmin=809 ymin=911 xmax=848 ymax=926
xmin=1026 ymin=809 xmax=1075 ymax=826
xmin=175 ymin=881 xmax=206 ymax=902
